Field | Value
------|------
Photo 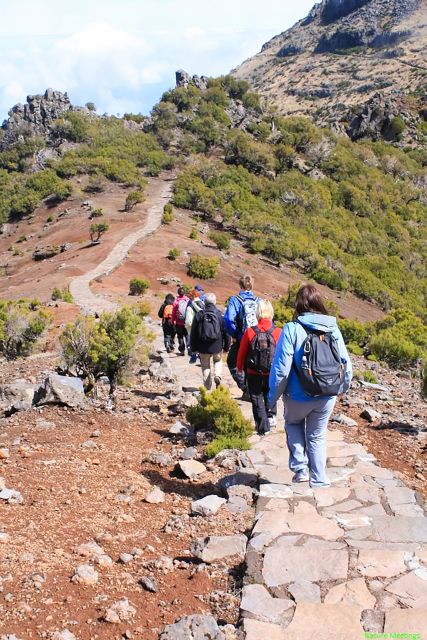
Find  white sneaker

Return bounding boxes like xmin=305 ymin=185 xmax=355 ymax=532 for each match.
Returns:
xmin=268 ymin=416 xmax=277 ymax=428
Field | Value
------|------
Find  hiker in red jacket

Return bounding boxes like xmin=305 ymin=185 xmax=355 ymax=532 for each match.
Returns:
xmin=171 ymin=286 xmax=190 ymax=356
xmin=237 ymin=299 xmax=281 ymax=435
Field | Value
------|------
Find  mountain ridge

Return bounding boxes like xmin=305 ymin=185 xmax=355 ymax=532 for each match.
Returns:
xmin=232 ymin=0 xmax=427 ymax=143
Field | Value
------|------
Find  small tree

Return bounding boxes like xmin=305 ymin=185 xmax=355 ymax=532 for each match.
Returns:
xmin=129 ymin=278 xmax=150 ymax=296
xmin=61 ymin=306 xmax=149 ymax=399
xmin=125 ymin=190 xmax=145 ymax=212
xmin=0 ymin=300 xmax=51 ymax=360
xmin=187 ymin=255 xmax=219 ymax=279
xmin=90 ymin=222 xmax=109 ymax=243
xmin=85 ymin=102 xmax=96 ymax=112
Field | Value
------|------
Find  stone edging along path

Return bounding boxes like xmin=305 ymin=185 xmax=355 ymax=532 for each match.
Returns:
xmin=69 ymin=178 xmax=173 ymax=316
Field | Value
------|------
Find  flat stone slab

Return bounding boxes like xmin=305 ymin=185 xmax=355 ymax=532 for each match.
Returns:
xmin=253 ymin=510 xmax=291 ymax=537
xmin=370 ymin=516 xmax=427 ymax=543
xmin=384 ymin=608 xmax=427 ymax=635
xmin=327 ymin=443 xmax=366 ymax=458
xmin=284 ymin=513 xmax=344 ymax=540
xmin=351 ymin=504 xmax=387 ymax=516
xmin=263 ymin=547 xmax=348 ymax=586
xmin=324 ymin=578 xmax=376 ymax=610
xmin=240 ymin=584 xmax=293 ymax=625
xmin=392 ymin=503 xmax=425 ymax=517
xmin=288 ymin=580 xmax=321 ymax=603
xmin=384 ymin=486 xmax=417 ymax=506
xmin=257 ymin=497 xmax=290 ymax=512
xmin=385 ymin=569 xmax=427 ymax=608
xmin=191 ymin=495 xmax=226 ymax=517
xmin=257 ymin=466 xmax=294 ymax=484
xmin=259 ymin=484 xmax=293 ymax=499
xmin=322 ymin=499 xmax=363 ymax=514
xmin=353 ymin=483 xmax=382 ymax=504
xmin=242 ymin=618 xmax=286 ymax=640
xmin=314 ymin=487 xmax=350 ymax=508
xmin=357 ymin=549 xmax=407 ymax=578
xmin=354 ymin=462 xmax=395 ymax=479
xmin=284 ymin=603 xmax=364 ymax=640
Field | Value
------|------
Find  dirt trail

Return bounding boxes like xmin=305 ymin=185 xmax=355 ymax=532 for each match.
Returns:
xmin=69 ymin=178 xmax=173 ymax=315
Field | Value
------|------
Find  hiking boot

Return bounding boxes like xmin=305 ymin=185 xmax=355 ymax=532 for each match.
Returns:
xmin=268 ymin=415 xmax=277 ymax=428
xmin=241 ymin=389 xmax=251 ymax=402
xmin=214 ymin=376 xmax=221 ymax=388
xmin=189 ymin=354 xmax=197 ymax=364
xmin=292 ymin=470 xmax=310 ymax=483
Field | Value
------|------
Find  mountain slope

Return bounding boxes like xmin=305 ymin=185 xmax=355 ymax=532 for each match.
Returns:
xmin=232 ymin=0 xmax=427 ymax=142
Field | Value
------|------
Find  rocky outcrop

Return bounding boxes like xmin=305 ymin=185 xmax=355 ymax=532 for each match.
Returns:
xmin=1 ymin=89 xmax=73 ymax=150
xmin=347 ymin=93 xmax=410 ymax=141
xmin=175 ymin=69 xmax=208 ymax=91
xmin=320 ymin=0 xmax=372 ymax=25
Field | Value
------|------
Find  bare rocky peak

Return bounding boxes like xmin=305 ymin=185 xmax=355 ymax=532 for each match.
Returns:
xmin=233 ymin=0 xmax=426 ymax=143
xmin=1 ymin=88 xmax=76 ymax=150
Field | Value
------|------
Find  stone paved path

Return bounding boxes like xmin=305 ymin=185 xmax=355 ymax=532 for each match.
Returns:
xmin=69 ymin=178 xmax=173 ymax=316
xmin=150 ymin=323 xmax=427 ymax=638
xmin=241 ymin=427 xmax=427 ymax=639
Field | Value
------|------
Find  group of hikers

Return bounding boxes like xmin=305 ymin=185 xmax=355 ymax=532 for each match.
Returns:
xmin=158 ymin=275 xmax=353 ymax=488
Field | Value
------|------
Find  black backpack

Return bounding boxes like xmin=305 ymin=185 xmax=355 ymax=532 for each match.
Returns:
xmin=198 ymin=309 xmax=222 ymax=343
xmin=296 ymin=322 xmax=345 ymax=396
xmin=246 ymin=327 xmax=276 ymax=373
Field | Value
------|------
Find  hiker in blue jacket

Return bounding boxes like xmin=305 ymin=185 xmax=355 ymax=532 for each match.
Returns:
xmin=224 ymin=273 xmax=259 ymax=394
xmin=268 ymin=284 xmax=352 ymax=488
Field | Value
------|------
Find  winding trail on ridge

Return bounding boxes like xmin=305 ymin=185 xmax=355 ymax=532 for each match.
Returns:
xmin=69 ymin=177 xmax=173 ymax=316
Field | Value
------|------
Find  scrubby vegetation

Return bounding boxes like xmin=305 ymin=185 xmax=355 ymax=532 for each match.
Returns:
xmin=129 ymin=278 xmax=150 ymax=296
xmin=208 ymin=230 xmax=231 ymax=251
xmin=168 ymin=248 xmax=180 ymax=260
xmin=89 ymin=222 xmax=109 ymax=243
xmin=162 ymin=203 xmax=174 ymax=224
xmin=187 ymin=255 xmax=219 ymax=279
xmin=0 ymin=299 xmax=51 ymax=360
xmin=186 ymin=386 xmax=252 ymax=457
xmin=61 ymin=305 xmax=151 ymax=397
xmin=51 ymin=287 xmax=73 ymax=303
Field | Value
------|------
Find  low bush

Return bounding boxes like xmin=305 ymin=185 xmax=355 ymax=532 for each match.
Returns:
xmin=84 ymin=175 xmax=106 ymax=193
xmin=168 ymin=248 xmax=180 ymax=260
xmin=189 ymin=228 xmax=198 ymax=240
xmin=51 ymin=287 xmax=73 ymax=303
xmin=208 ymin=230 xmax=231 ymax=251
xmin=129 ymin=278 xmax=150 ymax=296
xmin=162 ymin=203 xmax=174 ymax=224
xmin=0 ymin=299 xmax=51 ymax=360
xmin=125 ymin=190 xmax=145 ymax=212
xmin=186 ymin=386 xmax=252 ymax=457
xmin=88 ymin=207 xmax=103 ymax=219
xmin=187 ymin=255 xmax=219 ymax=279
xmin=361 ymin=370 xmax=378 ymax=384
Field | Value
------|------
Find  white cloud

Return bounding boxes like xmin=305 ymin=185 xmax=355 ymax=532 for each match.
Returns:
xmin=0 ymin=0 xmax=316 ymax=120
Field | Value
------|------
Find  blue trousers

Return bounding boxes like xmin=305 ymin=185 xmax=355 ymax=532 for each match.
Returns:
xmin=284 ymin=396 xmax=336 ymax=487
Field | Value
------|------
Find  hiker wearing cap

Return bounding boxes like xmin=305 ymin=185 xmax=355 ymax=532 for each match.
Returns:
xmin=224 ymin=273 xmax=259 ymax=395
xmin=194 ymin=284 xmax=206 ymax=302
xmin=190 ymin=292 xmax=230 ymax=390
xmin=237 ymin=299 xmax=281 ymax=435
xmin=268 ymin=284 xmax=352 ymax=487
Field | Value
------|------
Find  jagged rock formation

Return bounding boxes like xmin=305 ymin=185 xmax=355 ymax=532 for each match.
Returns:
xmin=1 ymin=89 xmax=73 ymax=150
xmin=233 ymin=0 xmax=427 ymax=143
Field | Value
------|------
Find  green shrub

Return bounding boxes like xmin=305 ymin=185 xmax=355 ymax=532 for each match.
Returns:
xmin=61 ymin=306 xmax=149 ymax=396
xmin=162 ymin=203 xmax=174 ymax=224
xmin=348 ymin=342 xmax=364 ymax=356
xmin=125 ymin=190 xmax=145 ymax=211
xmin=189 ymin=227 xmax=198 ymax=240
xmin=88 ymin=207 xmax=103 ymax=219
xmin=209 ymin=230 xmax=231 ymax=251
xmin=46 ymin=215 xmax=54 ymax=223
xmin=187 ymin=255 xmax=219 ymax=279
xmin=186 ymin=386 xmax=252 ymax=457
xmin=51 ymin=287 xmax=73 ymax=303
xmin=361 ymin=370 xmax=378 ymax=384
xmin=0 ymin=299 xmax=51 ymax=360
xmin=339 ymin=318 xmax=371 ymax=345
xmin=129 ymin=277 xmax=150 ymax=296
xmin=84 ymin=175 xmax=106 ymax=193
xmin=168 ymin=248 xmax=180 ymax=260
xmin=391 ymin=116 xmax=405 ymax=138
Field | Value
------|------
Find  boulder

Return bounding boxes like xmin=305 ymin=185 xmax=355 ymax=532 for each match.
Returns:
xmin=103 ymin=598 xmax=137 ymax=623
xmin=144 ymin=486 xmax=165 ymax=504
xmin=360 ymin=407 xmax=382 ymax=422
xmin=331 ymin=414 xmax=358 ymax=428
xmin=35 ymin=374 xmax=85 ymax=407
xmin=0 ymin=381 xmax=35 ymax=415
xmin=160 ymin=614 xmax=225 ymax=640
xmin=178 ymin=460 xmax=206 ymax=479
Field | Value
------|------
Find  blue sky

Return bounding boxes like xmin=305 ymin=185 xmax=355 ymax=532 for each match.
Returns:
xmin=0 ymin=0 xmax=315 ymax=121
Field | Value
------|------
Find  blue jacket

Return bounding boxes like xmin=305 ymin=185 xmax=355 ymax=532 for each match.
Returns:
xmin=224 ymin=291 xmax=259 ymax=340
xmin=268 ymin=313 xmax=352 ymax=405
